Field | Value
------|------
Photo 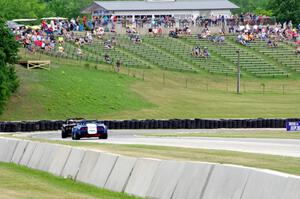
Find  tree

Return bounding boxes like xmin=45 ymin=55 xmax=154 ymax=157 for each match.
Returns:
xmin=268 ymin=0 xmax=300 ymax=24
xmin=46 ymin=0 xmax=93 ymax=18
xmin=0 ymin=18 xmax=19 ymax=114
xmin=0 ymin=0 xmax=52 ymax=20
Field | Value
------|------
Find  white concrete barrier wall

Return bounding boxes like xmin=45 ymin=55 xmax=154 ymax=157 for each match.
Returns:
xmin=241 ymin=169 xmax=289 ymax=199
xmin=104 ymin=156 xmax=137 ymax=192
xmin=201 ymin=164 xmax=251 ymax=199
xmin=47 ymin=145 xmax=72 ymax=176
xmin=85 ymin=152 xmax=119 ymax=188
xmin=146 ymin=160 xmax=186 ymax=199
xmin=76 ymin=150 xmax=100 ymax=183
xmin=37 ymin=143 xmax=57 ymax=172
xmin=1 ymin=138 xmax=300 ymax=199
xmin=281 ymin=176 xmax=300 ymax=198
xmin=171 ymin=162 xmax=214 ymax=199
xmin=125 ymin=158 xmax=161 ymax=197
xmin=11 ymin=140 xmax=29 ymax=164
xmin=0 ymin=138 xmax=19 ymax=163
xmin=60 ymin=148 xmax=86 ymax=179
xmin=27 ymin=142 xmax=47 ymax=169
xmin=19 ymin=142 xmax=37 ymax=166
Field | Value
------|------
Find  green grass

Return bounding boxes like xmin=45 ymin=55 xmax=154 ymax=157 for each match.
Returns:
xmin=1 ymin=50 xmax=300 ymax=120
xmin=0 ymin=60 xmax=153 ymax=120
xmin=0 ymin=162 xmax=140 ymax=199
xmin=143 ymin=130 xmax=300 ymax=139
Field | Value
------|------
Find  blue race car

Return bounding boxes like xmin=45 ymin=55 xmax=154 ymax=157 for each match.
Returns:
xmin=71 ymin=120 xmax=108 ymax=140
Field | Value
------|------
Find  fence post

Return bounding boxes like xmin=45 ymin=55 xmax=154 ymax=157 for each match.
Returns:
xmin=261 ymin=83 xmax=265 ymax=95
xmin=142 ymin=70 xmax=145 ymax=81
xmin=185 ymin=78 xmax=188 ymax=88
xmin=206 ymin=81 xmax=209 ymax=91
xmin=226 ymin=76 xmax=228 ymax=92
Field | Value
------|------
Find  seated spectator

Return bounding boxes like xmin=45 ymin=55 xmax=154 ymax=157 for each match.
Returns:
xmin=58 ymin=44 xmax=64 ymax=53
xmin=111 ymin=37 xmax=117 ymax=46
xmin=85 ymin=32 xmax=93 ymax=44
xmin=183 ymin=26 xmax=191 ymax=35
xmin=169 ymin=30 xmax=178 ymax=38
xmin=75 ymin=38 xmax=80 ymax=46
xmin=229 ymin=25 xmax=235 ymax=33
xmin=296 ymin=46 xmax=300 ymax=55
xmin=76 ymin=48 xmax=83 ymax=56
xmin=203 ymin=47 xmax=210 ymax=58
xmin=104 ymin=54 xmax=112 ymax=63
xmin=58 ymin=36 xmax=64 ymax=44
xmin=79 ymin=37 xmax=85 ymax=45
xmin=267 ymin=39 xmax=273 ymax=47
xmin=104 ymin=40 xmax=112 ymax=49
xmin=192 ymin=46 xmax=200 ymax=57
xmin=134 ymin=35 xmax=142 ymax=44
xmin=97 ymin=27 xmax=105 ymax=38
xmin=267 ymin=39 xmax=278 ymax=48
xmin=27 ymin=44 xmax=36 ymax=53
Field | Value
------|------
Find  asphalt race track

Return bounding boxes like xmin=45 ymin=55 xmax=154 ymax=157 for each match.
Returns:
xmin=18 ymin=129 xmax=300 ymax=158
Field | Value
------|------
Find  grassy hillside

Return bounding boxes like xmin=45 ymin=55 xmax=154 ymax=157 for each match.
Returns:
xmin=0 ymin=59 xmax=153 ymax=120
xmin=1 ymin=50 xmax=300 ymax=120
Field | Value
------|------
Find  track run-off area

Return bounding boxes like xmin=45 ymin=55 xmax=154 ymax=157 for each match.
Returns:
xmin=16 ymin=129 xmax=300 ymax=158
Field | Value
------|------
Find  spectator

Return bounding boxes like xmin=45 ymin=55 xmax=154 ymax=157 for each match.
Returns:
xmin=104 ymin=54 xmax=112 ymax=64
xmin=296 ymin=46 xmax=300 ymax=55
xmin=76 ymin=47 xmax=83 ymax=56
xmin=115 ymin=60 xmax=121 ymax=72
xmin=203 ymin=47 xmax=210 ymax=58
xmin=104 ymin=40 xmax=112 ymax=49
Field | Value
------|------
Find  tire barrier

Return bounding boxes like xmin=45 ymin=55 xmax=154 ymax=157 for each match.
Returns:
xmin=0 ymin=118 xmax=299 ymax=132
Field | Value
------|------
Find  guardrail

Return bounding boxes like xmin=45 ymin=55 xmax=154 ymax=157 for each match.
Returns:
xmin=0 ymin=118 xmax=299 ymax=132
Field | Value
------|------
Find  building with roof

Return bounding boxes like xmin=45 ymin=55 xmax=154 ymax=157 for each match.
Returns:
xmin=82 ymin=0 xmax=239 ymax=18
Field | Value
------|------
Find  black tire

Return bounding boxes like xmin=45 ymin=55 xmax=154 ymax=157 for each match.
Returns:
xmin=72 ymin=132 xmax=80 ymax=140
xmin=99 ymin=133 xmax=108 ymax=139
xmin=61 ymin=130 xmax=67 ymax=138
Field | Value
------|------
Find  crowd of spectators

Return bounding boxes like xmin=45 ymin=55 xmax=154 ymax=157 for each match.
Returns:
xmin=10 ymin=13 xmax=300 ymax=68
xmin=234 ymin=20 xmax=300 ymax=48
xmin=191 ymin=46 xmax=210 ymax=58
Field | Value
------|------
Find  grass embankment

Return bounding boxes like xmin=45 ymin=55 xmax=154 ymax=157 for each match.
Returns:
xmin=5 ymin=134 xmax=299 ymax=176
xmin=1 ymin=50 xmax=300 ymax=120
xmin=0 ymin=162 xmax=140 ymax=199
xmin=0 ymin=60 xmax=153 ymax=120
xmin=144 ymin=130 xmax=300 ymax=139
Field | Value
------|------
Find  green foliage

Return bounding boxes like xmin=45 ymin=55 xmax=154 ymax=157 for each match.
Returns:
xmin=253 ymin=8 xmax=273 ymax=17
xmin=45 ymin=0 xmax=93 ymax=18
xmin=231 ymin=0 xmax=269 ymax=14
xmin=0 ymin=18 xmax=19 ymax=114
xmin=0 ymin=0 xmax=52 ymax=20
xmin=268 ymin=0 xmax=300 ymax=24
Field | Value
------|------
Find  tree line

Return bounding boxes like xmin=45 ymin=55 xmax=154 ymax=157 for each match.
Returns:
xmin=0 ymin=0 xmax=299 ymax=24
xmin=0 ymin=19 xmax=19 ymax=114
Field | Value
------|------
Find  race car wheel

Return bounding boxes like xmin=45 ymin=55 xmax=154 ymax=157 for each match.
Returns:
xmin=99 ymin=133 xmax=108 ymax=139
xmin=61 ymin=130 xmax=67 ymax=139
xmin=72 ymin=133 xmax=80 ymax=140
